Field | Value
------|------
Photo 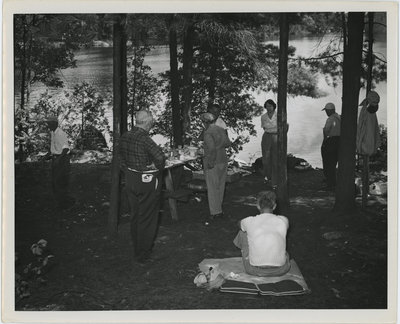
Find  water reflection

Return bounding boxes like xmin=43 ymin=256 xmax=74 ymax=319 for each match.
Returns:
xmin=16 ymin=38 xmax=387 ymax=168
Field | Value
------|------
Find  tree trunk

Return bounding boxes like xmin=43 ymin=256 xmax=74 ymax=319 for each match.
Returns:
xmin=168 ymin=14 xmax=183 ymax=147
xmin=208 ymin=49 xmax=218 ymax=108
xmin=182 ymin=21 xmax=195 ymax=144
xmin=19 ymin=16 xmax=27 ymax=111
xmin=131 ymin=45 xmax=137 ymax=126
xmin=17 ymin=16 xmax=28 ymax=162
xmin=341 ymin=13 xmax=348 ymax=53
xmin=109 ymin=15 xmax=128 ymax=234
xmin=334 ymin=12 xmax=365 ymax=213
xmin=276 ymin=13 xmax=290 ymax=211
xmin=366 ymin=12 xmax=374 ymax=93
xmin=361 ymin=12 xmax=375 ymax=208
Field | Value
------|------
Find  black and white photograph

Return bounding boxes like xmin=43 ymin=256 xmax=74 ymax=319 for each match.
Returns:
xmin=2 ymin=0 xmax=398 ymax=323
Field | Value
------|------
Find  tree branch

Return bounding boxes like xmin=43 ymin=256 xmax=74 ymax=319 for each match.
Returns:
xmin=362 ymin=49 xmax=387 ymax=63
xmin=290 ymin=52 xmax=344 ymax=61
xmin=364 ymin=21 xmax=386 ymax=28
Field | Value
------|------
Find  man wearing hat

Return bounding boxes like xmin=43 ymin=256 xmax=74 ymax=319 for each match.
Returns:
xmin=356 ymin=91 xmax=381 ymax=156
xmin=201 ymin=112 xmax=231 ymax=222
xmin=45 ymin=115 xmax=74 ymax=209
xmin=321 ymin=103 xmax=341 ymax=190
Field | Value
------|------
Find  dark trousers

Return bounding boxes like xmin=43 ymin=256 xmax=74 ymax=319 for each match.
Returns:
xmin=51 ymin=154 xmax=71 ymax=206
xmin=125 ymin=170 xmax=162 ymax=260
xmin=261 ymin=132 xmax=278 ymax=185
xmin=321 ymin=136 xmax=340 ymax=187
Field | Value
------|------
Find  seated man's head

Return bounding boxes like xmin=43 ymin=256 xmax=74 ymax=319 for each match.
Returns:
xmin=135 ymin=110 xmax=154 ymax=131
xmin=257 ymin=190 xmax=277 ymax=213
xmin=208 ymin=104 xmax=221 ymax=118
xmin=45 ymin=115 xmax=59 ymax=131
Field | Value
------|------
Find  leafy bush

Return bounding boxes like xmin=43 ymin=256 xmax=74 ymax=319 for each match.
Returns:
xmin=15 ymin=239 xmax=56 ymax=301
xmin=15 ymin=82 xmax=111 ymax=161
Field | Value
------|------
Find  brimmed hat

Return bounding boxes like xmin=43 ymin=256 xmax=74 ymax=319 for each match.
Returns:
xmin=367 ymin=91 xmax=380 ymax=106
xmin=45 ymin=115 xmax=58 ymax=123
xmin=322 ymin=103 xmax=335 ymax=111
xmin=201 ymin=112 xmax=215 ymax=123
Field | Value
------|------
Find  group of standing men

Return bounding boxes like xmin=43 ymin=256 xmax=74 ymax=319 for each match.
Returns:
xmin=118 ymin=106 xmax=230 ymax=264
xmin=44 ymin=90 xmax=381 ymax=265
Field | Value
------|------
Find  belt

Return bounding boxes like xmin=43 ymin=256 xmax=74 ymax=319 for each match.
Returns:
xmin=127 ymin=167 xmax=159 ymax=174
xmin=265 ymin=132 xmax=277 ymax=135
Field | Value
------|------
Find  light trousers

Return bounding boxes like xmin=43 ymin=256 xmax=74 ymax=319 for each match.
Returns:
xmin=204 ymin=162 xmax=227 ymax=215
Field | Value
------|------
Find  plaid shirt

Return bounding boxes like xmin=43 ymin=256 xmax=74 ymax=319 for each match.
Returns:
xmin=119 ymin=126 xmax=165 ymax=172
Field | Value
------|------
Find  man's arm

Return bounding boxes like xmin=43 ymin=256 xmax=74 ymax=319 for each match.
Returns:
xmin=204 ymin=132 xmax=216 ymax=169
xmin=146 ymin=137 xmax=166 ymax=170
xmin=323 ymin=119 xmax=331 ymax=139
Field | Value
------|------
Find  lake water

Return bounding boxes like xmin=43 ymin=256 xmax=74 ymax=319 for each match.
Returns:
xmin=24 ymin=36 xmax=387 ymax=168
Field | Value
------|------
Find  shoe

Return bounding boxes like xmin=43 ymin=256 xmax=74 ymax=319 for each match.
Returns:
xmin=135 ymin=251 xmax=154 ymax=265
xmin=136 ymin=256 xmax=156 ymax=265
xmin=204 ymin=215 xmax=212 ymax=225
xmin=58 ymin=197 xmax=76 ymax=210
xmin=210 ymin=213 xmax=224 ymax=220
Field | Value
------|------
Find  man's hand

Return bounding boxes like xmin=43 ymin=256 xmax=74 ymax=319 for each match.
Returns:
xmin=61 ymin=148 xmax=69 ymax=156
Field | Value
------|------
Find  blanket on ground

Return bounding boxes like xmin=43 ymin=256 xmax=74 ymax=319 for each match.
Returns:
xmin=198 ymin=257 xmax=310 ymax=296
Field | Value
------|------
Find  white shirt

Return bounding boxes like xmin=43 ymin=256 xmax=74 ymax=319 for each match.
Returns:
xmin=261 ymin=111 xmax=277 ymax=133
xmin=215 ymin=117 xmax=227 ymax=130
xmin=241 ymin=213 xmax=288 ymax=266
xmin=50 ymin=127 xmax=69 ymax=154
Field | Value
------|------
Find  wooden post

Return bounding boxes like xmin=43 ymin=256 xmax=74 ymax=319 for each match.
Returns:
xmin=109 ymin=15 xmax=127 ymax=234
xmin=276 ymin=13 xmax=289 ymax=211
xmin=164 ymin=169 xmax=178 ymax=221
xmin=361 ymin=155 xmax=369 ymax=208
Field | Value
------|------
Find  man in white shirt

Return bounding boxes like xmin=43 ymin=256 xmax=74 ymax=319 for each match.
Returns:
xmin=45 ymin=116 xmax=74 ymax=209
xmin=233 ymin=190 xmax=290 ymax=277
xmin=321 ymin=103 xmax=341 ymax=190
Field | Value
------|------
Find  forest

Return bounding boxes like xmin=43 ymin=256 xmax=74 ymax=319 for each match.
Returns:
xmin=10 ymin=10 xmax=392 ymax=316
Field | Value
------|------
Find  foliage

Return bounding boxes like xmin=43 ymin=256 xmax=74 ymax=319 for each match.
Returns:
xmin=14 ymin=14 xmax=101 ymax=160
xmin=14 ymin=15 xmax=80 ymax=94
xmin=300 ymin=13 xmax=387 ymax=89
xmin=154 ymin=37 xmax=322 ymax=153
xmin=126 ymin=45 xmax=164 ymax=126
xmin=16 ymin=83 xmax=110 ymax=159
xmin=370 ymin=124 xmax=387 ymax=171
xmin=15 ymin=239 xmax=56 ymax=301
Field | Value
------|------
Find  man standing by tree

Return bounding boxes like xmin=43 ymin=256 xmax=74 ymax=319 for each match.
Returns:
xmin=208 ymin=104 xmax=227 ymax=131
xmin=119 ymin=110 xmax=166 ymax=264
xmin=45 ymin=116 xmax=74 ymax=210
xmin=321 ymin=103 xmax=341 ymax=190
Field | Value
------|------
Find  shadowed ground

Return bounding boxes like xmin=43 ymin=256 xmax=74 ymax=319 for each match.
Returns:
xmin=14 ymin=162 xmax=387 ymax=310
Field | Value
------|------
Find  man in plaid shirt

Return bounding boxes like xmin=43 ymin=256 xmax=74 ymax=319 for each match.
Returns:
xmin=119 ymin=110 xmax=165 ymax=264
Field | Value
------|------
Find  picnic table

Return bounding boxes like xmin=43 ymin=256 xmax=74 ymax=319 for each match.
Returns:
xmin=164 ymin=153 xmax=201 ymax=221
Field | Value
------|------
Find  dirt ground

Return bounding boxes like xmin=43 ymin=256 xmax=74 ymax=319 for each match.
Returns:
xmin=14 ymin=161 xmax=387 ymax=311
